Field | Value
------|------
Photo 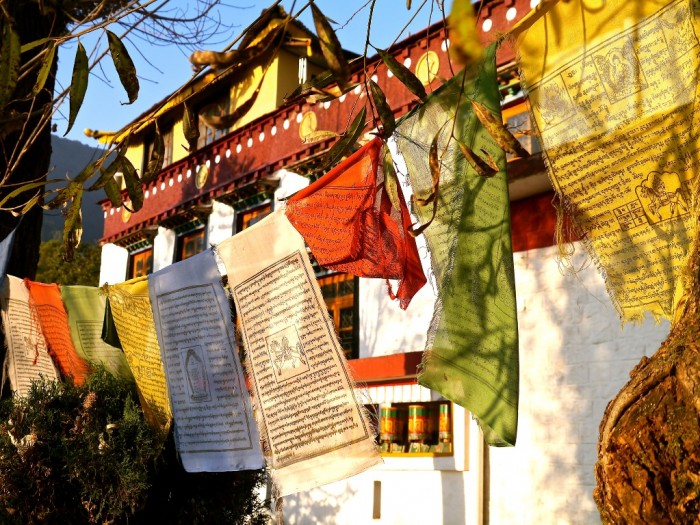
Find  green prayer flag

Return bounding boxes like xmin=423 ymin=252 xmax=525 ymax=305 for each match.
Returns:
xmin=60 ymin=285 xmax=133 ymax=381
xmin=395 ymin=43 xmax=519 ymax=445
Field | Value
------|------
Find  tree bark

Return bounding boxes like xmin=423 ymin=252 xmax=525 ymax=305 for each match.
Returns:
xmin=1 ymin=3 xmax=63 ymax=280
xmin=595 ymin=229 xmax=700 ymax=523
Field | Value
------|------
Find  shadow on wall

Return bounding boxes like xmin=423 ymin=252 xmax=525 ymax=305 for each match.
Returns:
xmin=486 ymin=243 xmax=669 ymax=525
xmin=282 ymin=484 xmax=356 ymax=525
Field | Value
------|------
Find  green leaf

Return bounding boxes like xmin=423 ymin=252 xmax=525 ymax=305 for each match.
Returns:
xmin=448 ymin=0 xmax=484 ymax=68
xmin=106 ymin=30 xmax=139 ymax=104
xmin=88 ymin=139 xmax=129 ymax=191
xmin=471 ymin=99 xmax=530 ymax=158
xmin=455 ymin=139 xmax=498 ymax=177
xmin=65 ymin=42 xmax=89 ymax=136
xmin=0 ymin=180 xmax=50 ymax=208
xmin=284 ymin=70 xmax=358 ymax=104
xmin=31 ymin=43 xmax=56 ymax=97
xmin=12 ymin=191 xmax=41 ymax=217
xmin=383 ymin=145 xmax=401 ymax=212
xmin=311 ymin=3 xmax=351 ymax=88
xmin=20 ymin=37 xmax=52 ymax=54
xmin=369 ymin=80 xmax=395 ymax=138
xmin=409 ymin=128 xmax=441 ymax=237
xmin=73 ymin=160 xmax=100 ymax=184
xmin=122 ymin=156 xmax=143 ymax=211
xmin=199 ymin=76 xmax=265 ymax=130
xmin=0 ymin=24 xmax=21 ymax=109
xmin=302 ymin=129 xmax=338 ymax=144
xmin=140 ymin=127 xmax=163 ymax=186
xmin=62 ymin=185 xmax=83 ymax=261
xmin=182 ymin=102 xmax=199 ymax=151
xmin=322 ymin=107 xmax=366 ymax=169
xmin=103 ymin=177 xmax=123 ymax=208
xmin=375 ymin=47 xmax=427 ymax=101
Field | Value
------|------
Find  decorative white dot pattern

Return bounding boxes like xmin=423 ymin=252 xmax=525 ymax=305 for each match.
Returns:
xmin=247 ymin=137 xmax=253 ymax=147
xmin=259 ymin=132 xmax=265 ymax=142
xmin=160 ymin=182 xmax=165 ymax=190
xmin=236 ymin=144 xmax=242 ymax=154
xmin=283 ymin=119 xmax=290 ymax=130
xmin=506 ymin=7 xmax=517 ymax=20
xmin=168 ymin=178 xmax=173 ymax=187
xmin=403 ymin=57 xmax=412 ymax=68
xmin=271 ymin=125 xmax=277 ymax=136
xmin=482 ymin=18 xmax=493 ymax=31
xmin=215 ymin=155 xmax=220 ymax=164
xmin=296 ymin=113 xmax=303 ymax=123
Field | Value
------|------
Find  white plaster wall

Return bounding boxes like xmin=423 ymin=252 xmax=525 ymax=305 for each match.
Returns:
xmin=207 ymin=200 xmax=235 ymax=246
xmin=283 ymin=409 xmax=483 ymax=525
xmin=271 ymin=169 xmax=309 ymax=208
xmin=152 ymin=226 xmax=176 ymax=272
xmin=98 ymin=243 xmax=128 ymax=285
xmin=487 ymin=243 xmax=669 ymax=525
xmin=358 ymin=137 xmax=436 ymax=359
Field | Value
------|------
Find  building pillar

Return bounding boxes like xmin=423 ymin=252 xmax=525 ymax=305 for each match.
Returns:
xmin=98 ymin=243 xmax=128 ymax=285
xmin=153 ymin=226 xmax=176 ymax=272
xmin=207 ymin=200 xmax=235 ymax=246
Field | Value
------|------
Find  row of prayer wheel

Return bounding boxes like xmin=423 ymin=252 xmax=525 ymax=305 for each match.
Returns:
xmin=380 ymin=403 xmax=451 ymax=444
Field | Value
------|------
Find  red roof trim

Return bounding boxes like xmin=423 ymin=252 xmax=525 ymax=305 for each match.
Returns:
xmin=348 ymin=351 xmax=423 ymax=384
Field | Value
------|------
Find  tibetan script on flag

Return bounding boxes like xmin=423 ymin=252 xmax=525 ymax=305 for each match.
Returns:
xmin=515 ymin=0 xmax=700 ymax=321
xmin=217 ymin=210 xmax=381 ymax=496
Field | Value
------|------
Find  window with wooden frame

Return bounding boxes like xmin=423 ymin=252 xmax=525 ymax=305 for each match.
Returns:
xmin=502 ymin=103 xmax=541 ymax=158
xmin=143 ymin=125 xmax=174 ymax=173
xmin=317 ymin=273 xmax=358 ymax=360
xmin=177 ymin=228 xmax=206 ymax=262
xmin=236 ymin=203 xmax=272 ymax=233
xmin=128 ymin=248 xmax=153 ymax=279
xmin=198 ymin=91 xmax=231 ymax=149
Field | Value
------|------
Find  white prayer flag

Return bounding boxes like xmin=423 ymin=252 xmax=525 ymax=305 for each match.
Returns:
xmin=148 ymin=250 xmax=264 ymax=472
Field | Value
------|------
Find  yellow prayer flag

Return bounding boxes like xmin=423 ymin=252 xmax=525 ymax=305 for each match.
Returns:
xmin=103 ymin=277 xmax=171 ymax=430
xmin=515 ymin=0 xmax=700 ymax=321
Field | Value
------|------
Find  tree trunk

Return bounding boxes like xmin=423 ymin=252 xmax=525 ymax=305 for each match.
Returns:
xmin=595 ymin=230 xmax=700 ymax=523
xmin=1 ymin=3 xmax=63 ymax=280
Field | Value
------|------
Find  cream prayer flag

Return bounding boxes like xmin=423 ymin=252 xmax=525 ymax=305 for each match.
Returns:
xmin=148 ymin=250 xmax=264 ymax=472
xmin=60 ymin=285 xmax=133 ymax=381
xmin=216 ymin=210 xmax=381 ymax=497
xmin=0 ymin=276 xmax=59 ymax=396
xmin=25 ymin=280 xmax=90 ymax=385
xmin=514 ymin=0 xmax=700 ymax=321
xmin=102 ymin=277 xmax=171 ymax=430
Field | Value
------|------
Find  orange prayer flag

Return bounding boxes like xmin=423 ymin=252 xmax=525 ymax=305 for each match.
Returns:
xmin=285 ymin=137 xmax=426 ymax=309
xmin=24 ymin=280 xmax=91 ymax=385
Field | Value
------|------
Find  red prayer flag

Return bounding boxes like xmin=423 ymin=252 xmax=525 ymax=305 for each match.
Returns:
xmin=25 ymin=280 xmax=91 ymax=385
xmin=285 ymin=137 xmax=426 ymax=309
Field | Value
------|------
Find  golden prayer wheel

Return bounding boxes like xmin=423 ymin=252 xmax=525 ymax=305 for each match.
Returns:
xmin=439 ymin=403 xmax=452 ymax=442
xmin=380 ymin=406 xmax=399 ymax=442
xmin=408 ymin=404 xmax=430 ymax=442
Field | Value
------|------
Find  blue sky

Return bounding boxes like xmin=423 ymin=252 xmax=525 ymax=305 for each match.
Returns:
xmin=56 ymin=0 xmax=452 ymax=147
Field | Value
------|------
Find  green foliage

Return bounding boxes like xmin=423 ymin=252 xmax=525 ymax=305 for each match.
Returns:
xmin=0 ymin=370 xmax=164 ymax=524
xmin=0 ymin=370 xmax=268 ymax=524
xmin=35 ymin=239 xmax=101 ymax=285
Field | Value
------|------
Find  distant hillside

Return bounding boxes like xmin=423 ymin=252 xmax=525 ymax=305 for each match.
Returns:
xmin=43 ymin=136 xmax=109 ymax=243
